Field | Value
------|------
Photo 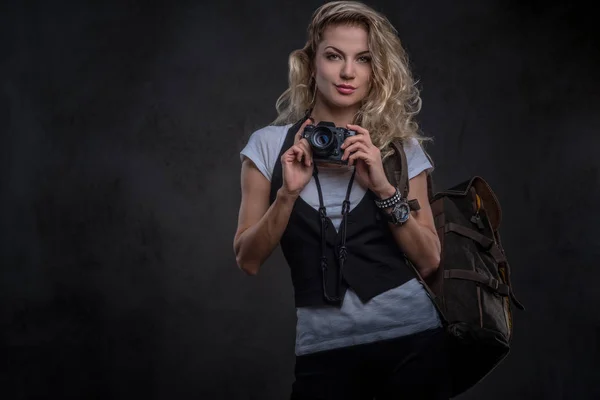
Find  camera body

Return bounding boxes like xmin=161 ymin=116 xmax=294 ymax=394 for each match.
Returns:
xmin=301 ymin=121 xmax=357 ymax=164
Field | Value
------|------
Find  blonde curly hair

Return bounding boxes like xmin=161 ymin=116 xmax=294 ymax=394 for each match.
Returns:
xmin=272 ymin=1 xmax=432 ymax=160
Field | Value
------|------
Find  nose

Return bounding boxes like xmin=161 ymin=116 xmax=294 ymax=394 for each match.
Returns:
xmin=340 ymin=61 xmax=355 ymax=81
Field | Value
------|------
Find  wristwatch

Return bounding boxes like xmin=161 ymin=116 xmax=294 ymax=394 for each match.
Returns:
xmin=384 ymin=197 xmax=411 ymax=225
xmin=374 ymin=187 xmax=411 ymax=226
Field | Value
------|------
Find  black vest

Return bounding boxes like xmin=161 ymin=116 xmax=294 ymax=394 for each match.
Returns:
xmin=269 ymin=117 xmax=416 ymax=308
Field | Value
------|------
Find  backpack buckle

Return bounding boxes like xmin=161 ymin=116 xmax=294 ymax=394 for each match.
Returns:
xmin=489 ymin=277 xmax=499 ymax=291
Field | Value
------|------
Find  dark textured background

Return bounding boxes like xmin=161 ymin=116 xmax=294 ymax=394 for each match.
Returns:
xmin=1 ymin=0 xmax=599 ymax=398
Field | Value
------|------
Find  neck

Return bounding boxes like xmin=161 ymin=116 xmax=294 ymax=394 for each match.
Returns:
xmin=310 ymin=95 xmax=360 ymax=128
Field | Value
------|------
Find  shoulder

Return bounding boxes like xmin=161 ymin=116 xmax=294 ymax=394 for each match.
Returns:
xmin=240 ymin=123 xmax=293 ymax=181
xmin=401 ymin=137 xmax=434 ymax=180
xmin=401 ymin=137 xmax=423 ymax=154
xmin=247 ymin=124 xmax=292 ymax=152
xmin=243 ymin=123 xmax=291 ymax=151
xmin=249 ymin=124 xmax=291 ymax=141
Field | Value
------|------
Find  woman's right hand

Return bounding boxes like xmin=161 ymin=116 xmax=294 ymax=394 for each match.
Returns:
xmin=280 ymin=118 xmax=315 ymax=198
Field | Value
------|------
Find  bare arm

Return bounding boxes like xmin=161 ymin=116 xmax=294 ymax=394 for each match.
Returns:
xmin=233 ymin=157 xmax=298 ymax=275
xmin=375 ymin=171 xmax=441 ymax=278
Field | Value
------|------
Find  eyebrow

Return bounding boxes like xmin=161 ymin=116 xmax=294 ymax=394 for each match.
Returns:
xmin=324 ymin=45 xmax=370 ymax=56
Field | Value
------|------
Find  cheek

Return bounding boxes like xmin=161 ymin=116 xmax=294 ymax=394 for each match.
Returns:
xmin=361 ymin=69 xmax=373 ymax=91
xmin=314 ymin=68 xmax=334 ymax=89
xmin=314 ymin=75 xmax=325 ymax=92
xmin=361 ymin=66 xmax=373 ymax=81
xmin=314 ymin=62 xmax=333 ymax=80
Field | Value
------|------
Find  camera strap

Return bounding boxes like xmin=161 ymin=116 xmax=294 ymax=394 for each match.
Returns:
xmin=312 ymin=163 xmax=356 ymax=303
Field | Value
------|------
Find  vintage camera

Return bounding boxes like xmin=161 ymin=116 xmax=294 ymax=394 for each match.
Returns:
xmin=300 ymin=121 xmax=357 ymax=164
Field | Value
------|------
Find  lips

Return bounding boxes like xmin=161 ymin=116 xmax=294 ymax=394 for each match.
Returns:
xmin=335 ymin=84 xmax=356 ymax=95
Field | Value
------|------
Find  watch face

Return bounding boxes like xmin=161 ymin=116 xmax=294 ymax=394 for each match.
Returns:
xmin=393 ymin=201 xmax=410 ymax=224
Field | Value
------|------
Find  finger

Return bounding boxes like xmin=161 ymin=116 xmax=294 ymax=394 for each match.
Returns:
xmin=293 ymin=144 xmax=312 ymax=166
xmin=342 ymin=142 xmax=370 ymax=161
xmin=346 ymin=124 xmax=369 ymax=136
xmin=295 ymin=140 xmax=313 ymax=166
xmin=294 ymin=146 xmax=303 ymax=163
xmin=296 ymin=137 xmax=310 ymax=151
xmin=283 ymin=141 xmax=312 ymax=167
xmin=341 ymin=134 xmax=366 ymax=150
xmin=346 ymin=124 xmax=372 ymax=144
xmin=347 ymin=150 xmax=371 ymax=166
xmin=282 ymin=145 xmax=303 ymax=163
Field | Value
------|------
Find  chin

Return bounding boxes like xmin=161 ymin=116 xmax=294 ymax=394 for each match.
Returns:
xmin=328 ymin=94 xmax=364 ymax=109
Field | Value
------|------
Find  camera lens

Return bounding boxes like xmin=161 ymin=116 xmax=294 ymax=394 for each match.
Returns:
xmin=310 ymin=128 xmax=335 ymax=154
xmin=314 ymin=132 xmax=330 ymax=147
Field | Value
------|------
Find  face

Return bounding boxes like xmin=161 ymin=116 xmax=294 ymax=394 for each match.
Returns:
xmin=313 ymin=24 xmax=372 ymax=110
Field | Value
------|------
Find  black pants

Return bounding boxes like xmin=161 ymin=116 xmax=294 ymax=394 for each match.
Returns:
xmin=290 ymin=327 xmax=451 ymax=400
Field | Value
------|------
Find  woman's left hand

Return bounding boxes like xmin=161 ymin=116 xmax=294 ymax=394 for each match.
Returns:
xmin=341 ymin=124 xmax=395 ymax=198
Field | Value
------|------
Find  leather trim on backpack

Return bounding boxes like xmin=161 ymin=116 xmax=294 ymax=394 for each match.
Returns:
xmin=432 ymin=176 xmax=502 ymax=230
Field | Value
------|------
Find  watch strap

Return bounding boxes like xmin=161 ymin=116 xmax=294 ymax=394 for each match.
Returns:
xmin=383 ymin=198 xmax=411 ymax=225
xmin=374 ymin=187 xmax=401 ymax=209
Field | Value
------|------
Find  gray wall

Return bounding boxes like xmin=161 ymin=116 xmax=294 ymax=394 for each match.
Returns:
xmin=1 ymin=0 xmax=599 ymax=398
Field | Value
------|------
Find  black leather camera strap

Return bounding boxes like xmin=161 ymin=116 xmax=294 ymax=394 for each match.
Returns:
xmin=312 ymin=163 xmax=356 ymax=303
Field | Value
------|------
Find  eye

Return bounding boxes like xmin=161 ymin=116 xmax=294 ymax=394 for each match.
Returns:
xmin=325 ymin=52 xmax=342 ymax=61
xmin=357 ymin=55 xmax=371 ymax=63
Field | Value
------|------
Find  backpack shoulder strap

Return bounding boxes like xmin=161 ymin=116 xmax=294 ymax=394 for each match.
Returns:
xmin=387 ymin=140 xmax=409 ymax=198
xmin=384 ymin=139 xmax=432 ymax=210
xmin=421 ymin=146 xmax=436 ymax=202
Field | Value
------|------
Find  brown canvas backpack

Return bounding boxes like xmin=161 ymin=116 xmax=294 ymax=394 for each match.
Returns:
xmin=383 ymin=139 xmax=526 ymax=398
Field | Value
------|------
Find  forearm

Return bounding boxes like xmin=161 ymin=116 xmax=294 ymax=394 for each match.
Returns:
xmin=235 ymin=188 xmax=298 ymax=275
xmin=387 ymin=217 xmax=441 ymax=273
xmin=374 ymin=185 xmax=441 ymax=274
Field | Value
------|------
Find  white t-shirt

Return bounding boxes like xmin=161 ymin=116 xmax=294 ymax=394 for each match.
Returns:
xmin=240 ymin=123 xmax=442 ymax=356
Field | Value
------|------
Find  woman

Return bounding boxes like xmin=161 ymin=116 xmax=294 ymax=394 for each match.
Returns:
xmin=234 ymin=1 xmax=450 ymax=399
